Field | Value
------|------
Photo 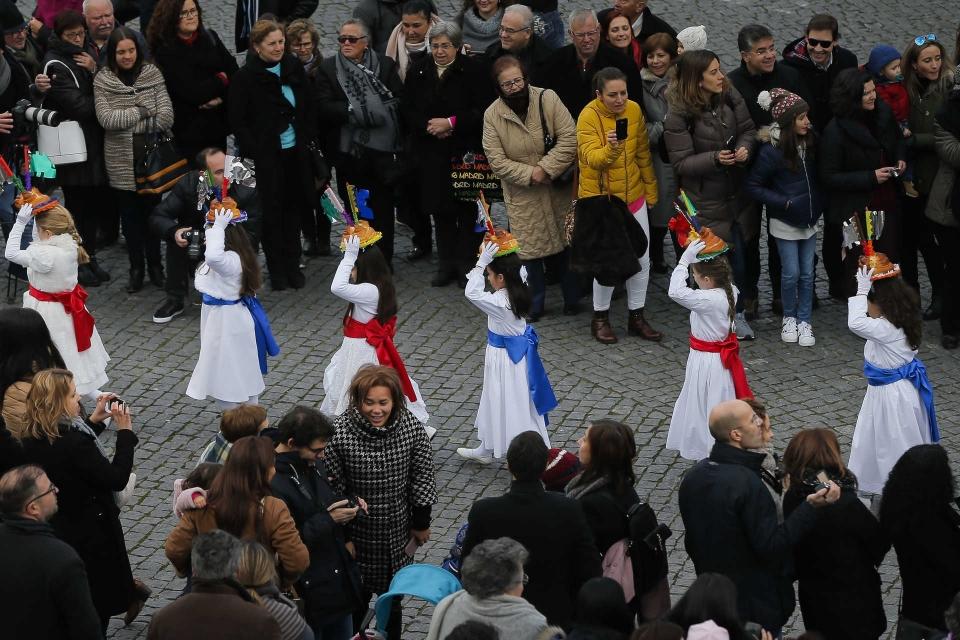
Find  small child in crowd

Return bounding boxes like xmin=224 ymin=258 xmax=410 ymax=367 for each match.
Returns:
xmin=197 ymin=403 xmax=269 ymax=465
xmin=172 ymin=463 xmax=221 ymax=519
xmin=866 ymin=44 xmax=918 ymax=196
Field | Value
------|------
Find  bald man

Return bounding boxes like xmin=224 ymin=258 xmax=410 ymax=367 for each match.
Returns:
xmin=678 ymin=399 xmax=839 ymax=633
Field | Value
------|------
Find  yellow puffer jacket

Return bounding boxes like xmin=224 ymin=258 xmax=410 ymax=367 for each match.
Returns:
xmin=576 ymin=98 xmax=658 ymax=206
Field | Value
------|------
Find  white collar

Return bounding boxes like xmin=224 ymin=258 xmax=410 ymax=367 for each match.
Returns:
xmin=631 ymin=12 xmax=644 ymax=37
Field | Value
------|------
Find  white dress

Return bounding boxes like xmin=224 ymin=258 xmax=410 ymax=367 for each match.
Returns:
xmin=465 ymin=265 xmax=550 ymax=458
xmin=320 ymin=253 xmax=429 ymax=423
xmin=665 ymin=263 xmax=739 ymax=461
xmin=847 ymin=294 xmax=931 ymax=494
xmin=186 ymin=226 xmax=264 ymax=403
xmin=4 ymin=220 xmax=109 ymax=395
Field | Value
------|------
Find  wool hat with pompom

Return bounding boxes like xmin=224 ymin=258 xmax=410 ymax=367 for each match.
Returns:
xmin=757 ymin=88 xmax=809 ymax=128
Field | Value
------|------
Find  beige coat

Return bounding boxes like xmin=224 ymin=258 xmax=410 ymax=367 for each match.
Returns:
xmin=482 ymin=87 xmax=577 ymax=260
xmin=1 ymin=380 xmax=30 ymax=439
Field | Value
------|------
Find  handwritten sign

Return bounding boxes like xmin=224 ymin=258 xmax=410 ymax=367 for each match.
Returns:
xmin=451 ymin=151 xmax=502 ymax=202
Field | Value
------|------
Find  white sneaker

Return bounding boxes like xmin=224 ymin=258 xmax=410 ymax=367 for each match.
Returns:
xmin=456 ymin=446 xmax=494 ymax=464
xmin=798 ymin=321 xmax=816 ymax=347
xmin=424 ymin=425 xmax=437 ymax=440
xmin=781 ymin=317 xmax=798 ymax=343
xmin=735 ymin=312 xmax=755 ymax=341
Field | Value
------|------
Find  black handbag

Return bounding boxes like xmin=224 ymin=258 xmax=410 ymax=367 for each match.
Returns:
xmin=538 ymin=90 xmax=575 ymax=185
xmin=306 ymin=139 xmax=331 ymax=188
xmin=135 ymin=130 xmax=188 ymax=195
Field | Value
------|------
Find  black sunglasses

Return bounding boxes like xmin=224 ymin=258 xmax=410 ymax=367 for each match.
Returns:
xmin=337 ymin=35 xmax=367 ymax=44
xmin=806 ymin=37 xmax=834 ymax=49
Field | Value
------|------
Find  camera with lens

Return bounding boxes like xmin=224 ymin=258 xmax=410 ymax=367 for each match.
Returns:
xmin=185 ymin=229 xmax=204 ymax=261
xmin=12 ymin=99 xmax=61 ymax=138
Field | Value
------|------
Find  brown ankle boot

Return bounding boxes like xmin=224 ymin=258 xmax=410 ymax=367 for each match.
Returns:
xmin=591 ymin=310 xmax=618 ymax=344
xmin=627 ymin=308 xmax=663 ymax=341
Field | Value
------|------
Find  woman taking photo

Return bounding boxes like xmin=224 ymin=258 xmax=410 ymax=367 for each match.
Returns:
xmin=639 ymin=32 xmax=680 ymax=273
xmin=663 ymin=50 xmax=758 ymax=340
xmin=482 ymin=55 xmax=580 ymax=318
xmin=880 ymin=445 xmax=960 ymax=636
xmin=781 ymin=428 xmax=888 ymax=640
xmin=457 ymin=0 xmax=504 ymax=54
xmin=165 ymin=435 xmax=309 ymax=583
xmin=40 ymin=10 xmax=112 ymax=287
xmin=819 ymin=68 xmax=906 ymax=299
xmin=576 ymin=66 xmax=661 ymax=344
xmin=229 ymin=18 xmax=316 ymax=291
xmin=147 ymin=0 xmax=238 ymax=163
xmin=324 ymin=365 xmax=438 ymax=640
xmin=94 ymin=26 xmax=174 ymax=294
xmin=18 ymin=368 xmax=148 ymax=631
xmin=602 ymin=10 xmax=642 ymax=70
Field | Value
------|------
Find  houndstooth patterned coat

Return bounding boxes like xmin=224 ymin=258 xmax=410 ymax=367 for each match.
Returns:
xmin=325 ymin=406 xmax=438 ymax=593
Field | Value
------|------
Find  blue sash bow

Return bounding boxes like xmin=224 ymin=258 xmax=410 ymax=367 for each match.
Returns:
xmin=487 ymin=325 xmax=558 ymax=418
xmin=863 ymin=358 xmax=939 ymax=442
xmin=202 ymin=294 xmax=280 ymax=374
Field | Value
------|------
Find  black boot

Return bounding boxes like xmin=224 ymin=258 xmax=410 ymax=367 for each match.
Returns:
xmin=923 ymin=296 xmax=942 ymax=321
xmin=127 ymin=268 xmax=144 ymax=293
xmin=148 ymin=264 xmax=165 ymax=288
xmin=88 ymin=257 xmax=111 ymax=282
xmin=78 ymin=264 xmax=101 ymax=287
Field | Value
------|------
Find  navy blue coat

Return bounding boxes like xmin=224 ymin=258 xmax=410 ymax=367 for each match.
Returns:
xmin=744 ymin=142 xmax=824 ymax=229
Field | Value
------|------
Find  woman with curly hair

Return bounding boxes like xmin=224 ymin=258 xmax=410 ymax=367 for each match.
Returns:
xmin=847 ymin=267 xmax=939 ymax=496
xmin=880 ymin=445 xmax=960 ymax=635
xmin=146 ymin=0 xmax=238 ymax=163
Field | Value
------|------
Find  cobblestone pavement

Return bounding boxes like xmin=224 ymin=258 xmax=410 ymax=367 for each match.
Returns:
xmin=9 ymin=0 xmax=960 ymax=637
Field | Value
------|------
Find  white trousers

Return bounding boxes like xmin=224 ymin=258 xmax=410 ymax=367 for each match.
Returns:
xmin=593 ymin=201 xmax=651 ymax=311
xmin=216 ymin=395 xmax=259 ymax=411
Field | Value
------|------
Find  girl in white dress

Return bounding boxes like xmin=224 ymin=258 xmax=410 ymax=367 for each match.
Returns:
xmin=848 ymin=265 xmax=938 ymax=495
xmin=187 ymin=209 xmax=278 ymax=410
xmin=4 ymin=202 xmax=109 ymax=400
xmin=666 ymin=239 xmax=752 ymax=461
xmin=457 ymin=240 xmax=557 ymax=463
xmin=320 ymin=231 xmax=430 ymax=427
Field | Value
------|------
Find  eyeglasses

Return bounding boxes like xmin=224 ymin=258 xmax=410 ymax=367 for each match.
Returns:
xmin=27 ymin=483 xmax=58 ymax=506
xmin=499 ymin=77 xmax=524 ymax=90
xmin=806 ymin=37 xmax=834 ymax=50
xmin=516 ymin=572 xmax=529 ymax=585
xmin=499 ymin=25 xmax=531 ymax=35
xmin=571 ymin=28 xmax=600 ymax=40
xmin=338 ymin=35 xmax=367 ymax=44
xmin=62 ymin=29 xmax=86 ymax=40
xmin=179 ymin=7 xmax=198 ymax=18
xmin=430 ymin=42 xmax=455 ymax=50
xmin=291 ymin=40 xmax=314 ymax=50
xmin=914 ymin=33 xmax=936 ymax=47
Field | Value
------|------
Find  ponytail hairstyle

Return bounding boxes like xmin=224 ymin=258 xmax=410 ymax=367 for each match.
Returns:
xmin=867 ymin=277 xmax=922 ymax=350
xmin=487 ymin=253 xmax=530 ymax=319
xmin=352 ymin=245 xmax=397 ymax=323
xmin=692 ymin=256 xmax=735 ymax=326
xmin=34 ymin=205 xmax=89 ymax=264
xmin=223 ymin=224 xmax=261 ymax=296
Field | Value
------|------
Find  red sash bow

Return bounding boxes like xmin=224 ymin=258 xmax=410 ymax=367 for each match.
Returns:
xmin=29 ymin=285 xmax=95 ymax=352
xmin=688 ymin=333 xmax=753 ymax=399
xmin=343 ymin=316 xmax=417 ymax=402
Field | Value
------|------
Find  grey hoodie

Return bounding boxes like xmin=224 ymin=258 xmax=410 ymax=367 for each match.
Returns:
xmin=426 ymin=591 xmax=549 ymax=640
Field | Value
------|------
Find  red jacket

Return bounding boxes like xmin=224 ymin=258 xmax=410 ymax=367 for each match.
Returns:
xmin=875 ymin=80 xmax=910 ymax=124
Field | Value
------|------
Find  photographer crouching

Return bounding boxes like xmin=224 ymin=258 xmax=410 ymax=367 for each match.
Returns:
xmin=148 ymin=147 xmax=261 ymax=324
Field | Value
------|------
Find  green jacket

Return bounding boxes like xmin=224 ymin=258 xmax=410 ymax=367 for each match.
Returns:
xmin=908 ymin=72 xmax=954 ymax=194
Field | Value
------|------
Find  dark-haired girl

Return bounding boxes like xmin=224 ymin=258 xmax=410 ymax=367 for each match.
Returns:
xmin=320 ymin=232 xmax=430 ymax=427
xmin=457 ymin=240 xmax=557 ymax=463
xmin=186 ymin=209 xmax=278 ymax=411
xmin=847 ymin=266 xmax=939 ymax=495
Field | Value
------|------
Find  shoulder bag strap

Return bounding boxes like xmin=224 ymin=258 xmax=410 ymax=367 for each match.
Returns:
xmin=42 ymin=59 xmax=80 ymax=89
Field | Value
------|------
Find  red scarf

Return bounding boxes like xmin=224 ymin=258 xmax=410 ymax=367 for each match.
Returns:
xmin=29 ymin=285 xmax=95 ymax=352
xmin=688 ymin=333 xmax=753 ymax=399
xmin=343 ymin=316 xmax=417 ymax=402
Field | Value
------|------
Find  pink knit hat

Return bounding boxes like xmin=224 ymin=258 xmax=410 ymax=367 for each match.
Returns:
xmin=757 ymin=88 xmax=809 ymax=128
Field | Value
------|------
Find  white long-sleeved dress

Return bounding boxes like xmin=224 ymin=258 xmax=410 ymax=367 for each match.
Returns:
xmin=186 ymin=225 xmax=264 ymax=403
xmin=320 ymin=252 xmax=429 ymax=422
xmin=4 ymin=218 xmax=109 ymax=395
xmin=847 ymin=294 xmax=931 ymax=494
xmin=465 ymin=265 xmax=550 ymax=458
xmin=665 ymin=263 xmax=739 ymax=461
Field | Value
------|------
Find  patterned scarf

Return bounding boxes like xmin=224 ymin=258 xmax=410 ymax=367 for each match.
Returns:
xmin=565 ymin=472 xmax=609 ymax=499
xmin=334 ymin=49 xmax=402 ymax=155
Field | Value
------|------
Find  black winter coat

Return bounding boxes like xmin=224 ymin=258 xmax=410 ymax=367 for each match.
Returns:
xmin=0 ymin=48 xmax=31 ymax=157
xmin=744 ymin=141 xmax=823 ymax=228
xmin=39 ymin=37 xmax=107 ymax=187
xmin=270 ymin=452 xmax=363 ymax=624
xmin=596 ymin=7 xmax=677 ymax=42
xmin=234 ymin=0 xmax=319 ymax=51
xmin=726 ymin=61 xmax=810 ymax=128
xmin=0 ymin=417 xmax=23 ymax=476
xmin=678 ymin=442 xmax=819 ymax=631
xmin=462 ymin=479 xmax=602 ymax=628
xmin=153 ymin=28 xmax=238 ymax=162
xmin=148 ymin=169 xmax=263 ymax=241
xmin=819 ymin=104 xmax=905 ymax=224
xmin=781 ymin=37 xmax=858 ymax=132
xmin=484 ymin=35 xmax=554 ymax=80
xmin=783 ymin=486 xmax=889 ymax=640
xmin=0 ymin=516 xmax=102 ymax=640
xmin=20 ymin=420 xmax=138 ymax=619
xmin=537 ymin=43 xmax=642 ymax=120
xmin=401 ymin=54 xmax=490 ymax=212
xmin=571 ymin=482 xmax=639 ymax=556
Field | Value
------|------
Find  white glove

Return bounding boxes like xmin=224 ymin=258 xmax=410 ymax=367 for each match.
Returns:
xmin=344 ymin=233 xmax=360 ymax=259
xmin=679 ymin=239 xmax=706 ymax=267
xmin=15 ymin=203 xmax=33 ymax=224
xmin=477 ymin=241 xmax=499 ymax=268
xmin=855 ymin=265 xmax=874 ymax=295
xmin=212 ymin=207 xmax=232 ymax=230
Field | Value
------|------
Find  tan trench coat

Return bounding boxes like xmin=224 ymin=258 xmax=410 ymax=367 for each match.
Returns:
xmin=482 ymin=87 xmax=577 ymax=260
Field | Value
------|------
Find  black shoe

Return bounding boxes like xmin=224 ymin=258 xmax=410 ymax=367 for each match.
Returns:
xmin=942 ymin=334 xmax=959 ymax=349
xmin=78 ymin=264 xmax=100 ymax=287
xmin=126 ymin=268 xmax=144 ymax=293
xmin=88 ymin=257 xmax=111 ymax=282
xmin=289 ymin=270 xmax=306 ymax=289
xmin=431 ymin=270 xmax=455 ymax=287
xmin=527 ymin=309 xmax=544 ymax=323
xmin=408 ymin=245 xmax=431 ymax=261
xmin=271 ymin=276 xmax=289 ymax=291
xmin=563 ymin=302 xmax=583 ymax=316
xmin=152 ymin=299 xmax=184 ymax=324
xmin=923 ymin=297 xmax=942 ymax=321
xmin=148 ymin=264 xmax=165 ymax=288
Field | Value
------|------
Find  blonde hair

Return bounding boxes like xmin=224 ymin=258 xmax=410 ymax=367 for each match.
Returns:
xmin=21 ymin=368 xmax=74 ymax=443
xmin=35 ymin=205 xmax=90 ymax=264
xmin=236 ymin=541 xmax=278 ymax=605
xmin=250 ymin=18 xmax=283 ymax=48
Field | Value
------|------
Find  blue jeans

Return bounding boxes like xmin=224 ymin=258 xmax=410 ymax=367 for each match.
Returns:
xmin=312 ymin=613 xmax=352 ymax=640
xmin=537 ymin=10 xmax=565 ymax=48
xmin=775 ymin=234 xmax=816 ymax=323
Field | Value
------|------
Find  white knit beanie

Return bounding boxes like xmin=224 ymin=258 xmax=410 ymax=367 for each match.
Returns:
xmin=677 ymin=25 xmax=708 ymax=51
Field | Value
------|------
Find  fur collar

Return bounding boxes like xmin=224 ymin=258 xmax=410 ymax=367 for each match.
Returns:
xmin=36 ymin=233 xmax=78 ymax=251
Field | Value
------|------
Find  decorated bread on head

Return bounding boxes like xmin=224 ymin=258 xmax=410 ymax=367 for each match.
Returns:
xmin=481 ymin=227 xmax=519 ymax=257
xmin=340 ymin=220 xmax=382 ymax=252
xmin=668 ymin=190 xmax=729 ymax=260
xmin=206 ymin=196 xmax=247 ymax=225
xmin=844 ymin=209 xmax=899 ymax=280
xmin=14 ymin=187 xmax=58 ymax=213
xmin=859 ymin=252 xmax=901 ymax=280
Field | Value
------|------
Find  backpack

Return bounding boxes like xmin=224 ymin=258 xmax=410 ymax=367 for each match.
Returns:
xmin=625 ymin=500 xmax=672 ymax=594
